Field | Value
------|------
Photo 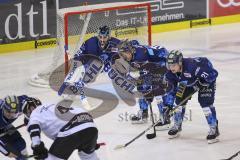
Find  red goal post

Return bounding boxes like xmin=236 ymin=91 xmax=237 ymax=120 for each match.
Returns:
xmin=28 ymin=2 xmax=152 ymax=88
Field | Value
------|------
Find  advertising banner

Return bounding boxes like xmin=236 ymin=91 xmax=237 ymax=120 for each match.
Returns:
xmin=59 ymin=0 xmax=207 ymax=25
xmin=0 ymin=0 xmax=56 ymax=44
xmin=0 ymin=0 xmax=206 ymax=45
xmin=210 ymin=0 xmax=240 ymax=17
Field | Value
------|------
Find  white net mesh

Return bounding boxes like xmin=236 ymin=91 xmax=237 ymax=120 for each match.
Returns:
xmin=28 ymin=2 xmax=151 ymax=88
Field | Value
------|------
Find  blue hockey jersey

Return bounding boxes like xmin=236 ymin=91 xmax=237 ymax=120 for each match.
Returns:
xmin=166 ymin=57 xmax=218 ymax=89
xmin=129 ymin=45 xmax=169 ymax=70
xmin=74 ymin=36 xmax=120 ymax=62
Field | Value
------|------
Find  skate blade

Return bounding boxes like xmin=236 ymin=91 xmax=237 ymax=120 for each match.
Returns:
xmin=207 ymin=138 xmax=219 ymax=144
xmin=155 ymin=125 xmax=170 ymax=131
xmin=168 ymin=133 xmax=180 ymax=139
xmin=131 ymin=120 xmax=148 ymax=124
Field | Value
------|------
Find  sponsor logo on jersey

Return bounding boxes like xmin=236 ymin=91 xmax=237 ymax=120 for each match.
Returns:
xmin=111 ymin=47 xmax=118 ymax=53
xmin=183 ymin=72 xmax=192 ymax=78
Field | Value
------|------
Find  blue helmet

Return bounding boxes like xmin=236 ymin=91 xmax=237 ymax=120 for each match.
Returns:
xmin=98 ymin=25 xmax=111 ymax=37
xmin=167 ymin=50 xmax=183 ymax=66
xmin=117 ymin=39 xmax=135 ymax=54
xmin=117 ymin=39 xmax=136 ymax=61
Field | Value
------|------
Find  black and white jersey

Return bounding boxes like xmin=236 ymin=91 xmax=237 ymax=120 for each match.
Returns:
xmin=27 ymin=103 xmax=96 ymax=146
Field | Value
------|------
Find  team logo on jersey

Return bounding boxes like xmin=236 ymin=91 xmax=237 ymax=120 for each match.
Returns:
xmin=217 ymin=0 xmax=240 ymax=8
xmin=111 ymin=47 xmax=118 ymax=53
xmin=183 ymin=72 xmax=192 ymax=78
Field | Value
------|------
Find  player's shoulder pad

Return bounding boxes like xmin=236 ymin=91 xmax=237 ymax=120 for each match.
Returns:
xmin=84 ymin=36 xmax=98 ymax=46
xmin=110 ymin=37 xmax=121 ymax=44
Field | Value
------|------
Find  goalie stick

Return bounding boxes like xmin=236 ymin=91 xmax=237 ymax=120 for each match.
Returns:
xmin=114 ymin=89 xmax=197 ymax=150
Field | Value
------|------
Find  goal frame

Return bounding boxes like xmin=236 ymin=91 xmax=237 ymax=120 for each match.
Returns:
xmin=63 ymin=3 xmax=152 ymax=74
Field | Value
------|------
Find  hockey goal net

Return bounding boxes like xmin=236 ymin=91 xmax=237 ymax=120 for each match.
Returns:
xmin=28 ymin=2 xmax=152 ymax=88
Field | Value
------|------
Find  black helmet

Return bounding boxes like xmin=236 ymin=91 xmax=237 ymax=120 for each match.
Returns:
xmin=98 ymin=25 xmax=111 ymax=37
xmin=22 ymin=97 xmax=42 ymax=119
xmin=167 ymin=50 xmax=183 ymax=66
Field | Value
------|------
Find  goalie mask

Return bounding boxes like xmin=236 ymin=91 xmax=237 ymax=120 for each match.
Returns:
xmin=22 ymin=97 xmax=42 ymax=119
xmin=97 ymin=25 xmax=111 ymax=49
xmin=2 ymin=95 xmax=20 ymax=119
xmin=117 ymin=39 xmax=135 ymax=62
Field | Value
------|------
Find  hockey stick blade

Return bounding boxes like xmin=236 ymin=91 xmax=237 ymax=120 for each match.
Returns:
xmin=115 ymin=90 xmax=197 ymax=149
xmin=146 ymin=102 xmax=157 ymax=140
xmin=24 ymin=155 xmax=35 ymax=159
xmin=114 ymin=144 xmax=125 ymax=150
xmin=146 ymin=133 xmax=156 ymax=139
xmin=221 ymin=151 xmax=240 ymax=160
xmin=95 ymin=142 xmax=106 ymax=150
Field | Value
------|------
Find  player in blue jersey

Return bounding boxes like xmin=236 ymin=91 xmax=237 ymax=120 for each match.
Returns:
xmin=0 ymin=95 xmax=29 ymax=159
xmin=116 ymin=40 xmax=174 ymax=128
xmin=165 ymin=50 xmax=219 ymax=143
xmin=58 ymin=25 xmax=121 ymax=109
xmin=74 ymin=25 xmax=120 ymax=72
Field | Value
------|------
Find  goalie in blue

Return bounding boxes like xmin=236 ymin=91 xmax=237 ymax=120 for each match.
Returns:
xmin=116 ymin=39 xmax=174 ymax=129
xmin=58 ymin=25 xmax=121 ymax=110
xmin=165 ymin=50 xmax=219 ymax=144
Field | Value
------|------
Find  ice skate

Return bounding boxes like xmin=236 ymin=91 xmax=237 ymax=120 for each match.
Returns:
xmin=131 ymin=109 xmax=148 ymax=124
xmin=207 ymin=122 xmax=220 ymax=144
xmin=168 ymin=124 xmax=182 ymax=139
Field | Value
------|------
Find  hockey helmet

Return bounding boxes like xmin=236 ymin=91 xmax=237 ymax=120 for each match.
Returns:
xmin=22 ymin=97 xmax=42 ymax=119
xmin=98 ymin=25 xmax=111 ymax=49
xmin=167 ymin=50 xmax=183 ymax=67
xmin=2 ymin=95 xmax=20 ymax=119
xmin=98 ymin=25 xmax=111 ymax=37
xmin=117 ymin=39 xmax=135 ymax=61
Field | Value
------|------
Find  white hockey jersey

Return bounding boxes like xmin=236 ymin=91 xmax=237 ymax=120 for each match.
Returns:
xmin=27 ymin=103 xmax=96 ymax=146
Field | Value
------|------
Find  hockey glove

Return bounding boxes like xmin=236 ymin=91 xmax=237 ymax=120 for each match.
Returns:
xmin=176 ymin=81 xmax=187 ymax=98
xmin=3 ymin=125 xmax=16 ymax=136
xmin=193 ymin=79 xmax=209 ymax=91
xmin=32 ymin=142 xmax=48 ymax=159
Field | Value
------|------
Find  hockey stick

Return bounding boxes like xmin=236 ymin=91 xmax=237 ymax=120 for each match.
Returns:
xmin=24 ymin=154 xmax=35 ymax=159
xmin=95 ymin=142 xmax=106 ymax=150
xmin=0 ymin=124 xmax=25 ymax=138
xmin=146 ymin=102 xmax=156 ymax=139
xmin=114 ymin=90 xmax=197 ymax=150
xmin=144 ymin=89 xmax=198 ymax=140
xmin=221 ymin=150 xmax=240 ymax=160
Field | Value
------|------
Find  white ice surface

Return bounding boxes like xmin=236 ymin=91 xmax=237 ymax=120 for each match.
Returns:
xmin=0 ymin=22 xmax=240 ymax=160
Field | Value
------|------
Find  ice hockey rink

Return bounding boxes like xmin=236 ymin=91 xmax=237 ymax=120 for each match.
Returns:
xmin=1 ymin=22 xmax=240 ymax=160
